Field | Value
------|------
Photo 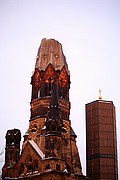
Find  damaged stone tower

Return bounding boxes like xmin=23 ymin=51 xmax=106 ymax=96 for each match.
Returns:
xmin=2 ymin=38 xmax=88 ymax=179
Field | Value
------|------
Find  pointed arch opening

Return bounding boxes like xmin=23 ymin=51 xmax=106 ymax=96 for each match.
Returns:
xmin=26 ymin=155 xmax=33 ymax=173
xmin=19 ymin=162 xmax=24 ymax=175
xmin=33 ymin=159 xmax=38 ymax=172
xmin=45 ymin=77 xmax=53 ymax=96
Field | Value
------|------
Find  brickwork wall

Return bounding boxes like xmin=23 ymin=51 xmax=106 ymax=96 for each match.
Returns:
xmin=86 ymin=100 xmax=118 ymax=180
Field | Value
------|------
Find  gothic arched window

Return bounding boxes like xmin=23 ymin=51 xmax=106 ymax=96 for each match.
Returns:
xmin=26 ymin=156 xmax=33 ymax=172
xmin=46 ymin=163 xmax=50 ymax=170
xmin=56 ymin=164 xmax=60 ymax=171
xmin=20 ymin=163 xmax=24 ymax=175
xmin=38 ymin=88 xmax=41 ymax=98
xmin=52 ymin=124 xmax=56 ymax=131
xmin=33 ymin=159 xmax=38 ymax=172
xmin=45 ymin=78 xmax=53 ymax=96
xmin=10 ymin=150 xmax=12 ymax=160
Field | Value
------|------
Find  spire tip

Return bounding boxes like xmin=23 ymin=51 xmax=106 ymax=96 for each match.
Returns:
xmin=98 ymin=89 xmax=102 ymax=100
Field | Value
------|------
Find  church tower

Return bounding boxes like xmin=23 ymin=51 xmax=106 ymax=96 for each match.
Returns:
xmin=86 ymin=100 xmax=118 ymax=180
xmin=2 ymin=129 xmax=21 ymax=177
xmin=2 ymin=38 xmax=87 ymax=180
xmin=26 ymin=38 xmax=83 ymax=176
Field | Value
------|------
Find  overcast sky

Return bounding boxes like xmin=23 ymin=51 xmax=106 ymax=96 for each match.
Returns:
xmin=0 ymin=0 xmax=120 ymax=176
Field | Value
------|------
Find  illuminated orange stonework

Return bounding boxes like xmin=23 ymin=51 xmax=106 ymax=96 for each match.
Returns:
xmin=2 ymin=38 xmax=90 ymax=180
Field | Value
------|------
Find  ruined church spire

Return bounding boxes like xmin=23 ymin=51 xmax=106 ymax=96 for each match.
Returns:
xmin=35 ymin=38 xmax=69 ymax=74
xmin=31 ymin=38 xmax=70 ymax=102
xmin=2 ymin=38 xmax=84 ymax=179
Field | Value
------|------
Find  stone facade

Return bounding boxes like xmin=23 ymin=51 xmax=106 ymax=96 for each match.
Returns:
xmin=2 ymin=38 xmax=90 ymax=180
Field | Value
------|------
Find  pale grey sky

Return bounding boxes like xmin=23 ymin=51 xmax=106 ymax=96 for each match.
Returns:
xmin=0 ymin=0 xmax=120 ymax=176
